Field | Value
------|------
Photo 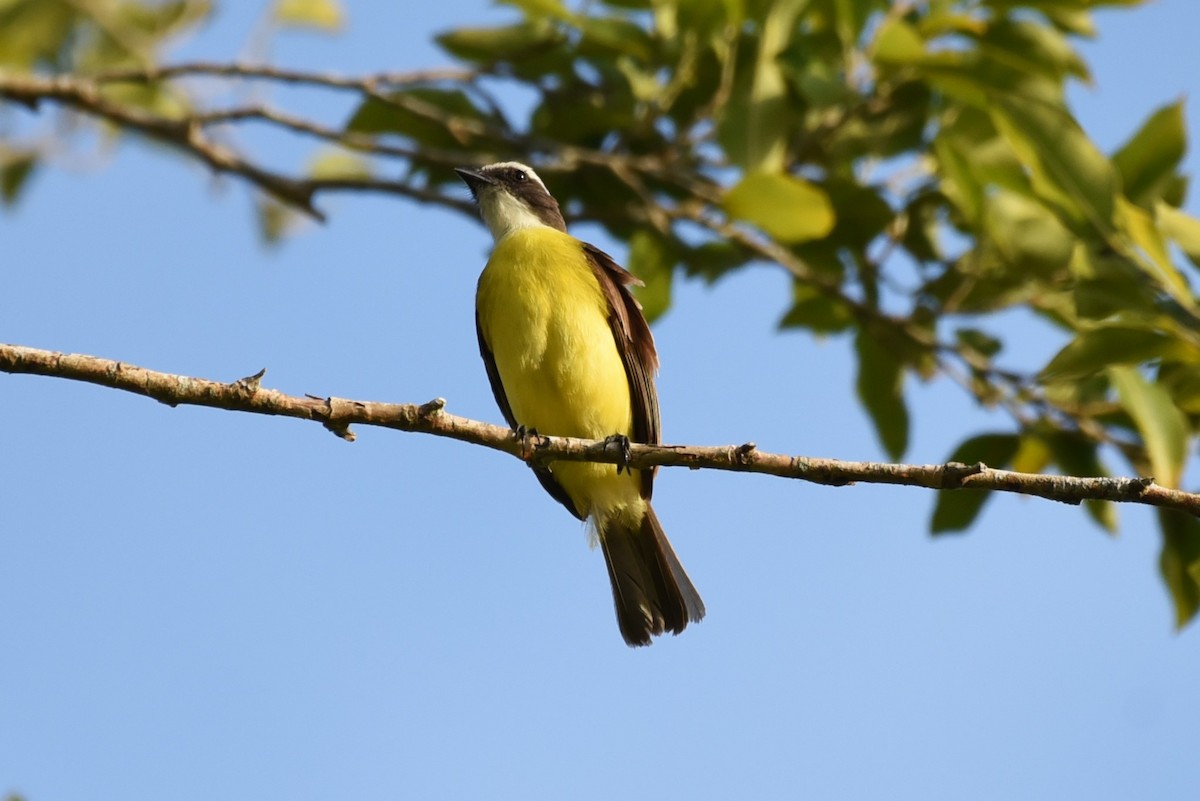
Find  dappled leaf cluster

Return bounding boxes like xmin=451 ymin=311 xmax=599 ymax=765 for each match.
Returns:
xmin=3 ymin=0 xmax=1200 ymax=626
xmin=0 ymin=0 xmax=210 ymax=197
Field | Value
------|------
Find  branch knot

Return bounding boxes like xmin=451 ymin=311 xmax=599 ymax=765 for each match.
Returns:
xmin=940 ymin=461 xmax=986 ymax=489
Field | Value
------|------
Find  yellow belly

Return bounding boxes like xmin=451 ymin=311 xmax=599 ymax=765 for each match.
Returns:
xmin=476 ymin=227 xmax=641 ymax=519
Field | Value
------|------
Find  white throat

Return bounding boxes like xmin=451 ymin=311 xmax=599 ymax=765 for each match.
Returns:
xmin=479 ymin=188 xmax=554 ymax=243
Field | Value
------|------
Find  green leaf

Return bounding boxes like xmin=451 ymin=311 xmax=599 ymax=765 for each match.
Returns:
xmin=1113 ymin=101 xmax=1186 ymax=208
xmin=0 ymin=152 xmax=37 ymax=206
xmin=900 ymin=191 xmax=944 ymax=263
xmin=1157 ymin=509 xmax=1200 ymax=629
xmin=826 ymin=80 xmax=931 ymax=161
xmin=855 ymin=329 xmax=909 ymax=460
xmin=670 ymin=0 xmax=739 ymax=38
xmin=346 ymin=88 xmax=496 ymax=150
xmin=435 ymin=22 xmax=559 ymax=63
xmin=917 ymin=8 xmax=987 ymax=39
xmin=822 ymin=180 xmax=893 ymax=248
xmin=1041 ymin=327 xmax=1188 ymax=382
xmin=627 ymin=230 xmax=674 ymax=323
xmin=782 ymin=57 xmax=854 ymax=110
xmin=97 ymin=81 xmax=190 ymax=119
xmin=779 ymin=283 xmax=853 ymax=333
xmin=68 ymin=0 xmax=212 ymax=69
xmin=579 ymin=16 xmax=655 ymax=62
xmin=717 ymin=0 xmax=805 ymax=170
xmin=934 ymin=134 xmax=985 ymax=226
xmin=680 ymin=241 xmax=750 ymax=284
xmin=0 ymin=1 xmax=77 ymax=69
xmin=990 ymin=96 xmax=1117 ymax=232
xmin=941 ymin=107 xmax=1031 ymax=195
xmin=531 ymin=81 xmax=637 ymax=147
xmin=723 ymin=171 xmax=835 ymax=244
xmin=1109 ymin=366 xmax=1188 ymax=488
xmin=1068 ymin=246 xmax=1161 ymax=321
xmin=955 ymin=328 xmax=1003 ymax=359
xmin=917 ymin=46 xmax=1061 ymax=112
xmin=1118 ymin=196 xmax=1174 ymax=271
xmin=272 ymin=0 xmax=343 ymax=30
xmin=930 ymin=433 xmax=1021 ymax=534
xmin=984 ymin=189 xmax=1074 ymax=274
xmin=979 ymin=18 xmax=1089 ymax=82
xmin=1160 ymin=364 xmax=1200 ymax=414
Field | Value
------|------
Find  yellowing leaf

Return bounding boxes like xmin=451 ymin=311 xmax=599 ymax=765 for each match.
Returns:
xmin=498 ymin=0 xmax=572 ymax=20
xmin=985 ymin=190 xmax=1074 ymax=274
xmin=308 ymin=149 xmax=372 ymax=180
xmin=873 ymin=18 xmax=924 ymax=65
xmin=1156 ymin=202 xmax=1200 ymax=265
xmin=255 ymin=196 xmax=302 ymax=246
xmin=1116 ymin=197 xmax=1193 ymax=309
xmin=1011 ymin=433 xmax=1052 ymax=475
xmin=273 ymin=0 xmax=343 ymax=31
xmin=723 ymin=171 xmax=834 ymax=244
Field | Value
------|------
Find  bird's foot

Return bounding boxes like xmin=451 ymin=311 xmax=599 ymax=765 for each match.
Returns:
xmin=514 ymin=425 xmax=545 ymax=462
xmin=603 ymin=434 xmax=633 ymax=474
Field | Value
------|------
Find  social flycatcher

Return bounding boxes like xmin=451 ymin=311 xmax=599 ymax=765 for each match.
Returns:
xmin=457 ymin=162 xmax=705 ymax=646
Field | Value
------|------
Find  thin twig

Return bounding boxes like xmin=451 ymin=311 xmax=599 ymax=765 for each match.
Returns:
xmin=0 ymin=72 xmax=476 ymax=219
xmin=89 ymin=61 xmax=478 ymax=90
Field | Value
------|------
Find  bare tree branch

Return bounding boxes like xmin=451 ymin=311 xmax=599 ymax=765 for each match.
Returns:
xmin=3 ymin=342 xmax=1194 ymax=517
xmin=0 ymin=72 xmax=477 ymax=220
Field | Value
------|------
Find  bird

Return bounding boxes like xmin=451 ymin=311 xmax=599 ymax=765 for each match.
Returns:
xmin=456 ymin=161 xmax=705 ymax=646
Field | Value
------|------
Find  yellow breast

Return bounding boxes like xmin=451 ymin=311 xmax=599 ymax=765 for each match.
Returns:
xmin=476 ymin=227 xmax=639 ymax=517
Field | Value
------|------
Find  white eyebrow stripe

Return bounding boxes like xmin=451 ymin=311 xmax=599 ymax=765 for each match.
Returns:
xmin=480 ymin=161 xmax=547 ymax=192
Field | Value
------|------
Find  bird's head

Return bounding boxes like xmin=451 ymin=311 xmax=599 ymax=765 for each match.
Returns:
xmin=455 ymin=161 xmax=567 ymax=242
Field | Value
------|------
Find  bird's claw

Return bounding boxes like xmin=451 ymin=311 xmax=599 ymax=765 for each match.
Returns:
xmin=514 ymin=425 xmax=544 ymax=461
xmin=604 ymin=434 xmax=633 ymax=474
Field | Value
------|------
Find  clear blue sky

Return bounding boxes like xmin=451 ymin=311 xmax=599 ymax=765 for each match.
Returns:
xmin=3 ymin=2 xmax=1198 ymax=799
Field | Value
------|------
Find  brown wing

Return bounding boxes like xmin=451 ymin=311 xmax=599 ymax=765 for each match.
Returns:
xmin=476 ymin=309 xmax=585 ymax=520
xmin=583 ymin=243 xmax=661 ymax=500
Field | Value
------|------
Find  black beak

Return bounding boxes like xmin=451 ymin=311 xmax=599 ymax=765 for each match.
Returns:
xmin=455 ymin=167 xmax=496 ymax=196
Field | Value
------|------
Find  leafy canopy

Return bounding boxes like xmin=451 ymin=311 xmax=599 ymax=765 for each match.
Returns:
xmin=3 ymin=0 xmax=1200 ymax=626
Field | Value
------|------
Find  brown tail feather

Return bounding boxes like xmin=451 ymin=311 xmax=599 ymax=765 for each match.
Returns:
xmin=599 ymin=505 xmax=705 ymax=647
